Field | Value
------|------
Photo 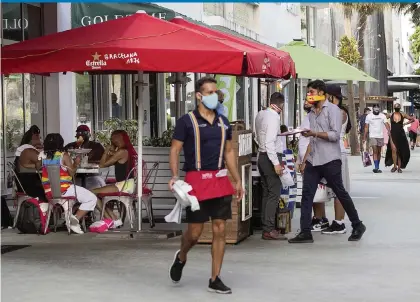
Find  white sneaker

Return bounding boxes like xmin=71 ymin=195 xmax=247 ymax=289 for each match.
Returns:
xmin=70 ymin=224 xmax=84 ymax=234
xmin=70 ymin=215 xmax=79 ymax=226
xmin=112 ymin=219 xmax=123 ymax=229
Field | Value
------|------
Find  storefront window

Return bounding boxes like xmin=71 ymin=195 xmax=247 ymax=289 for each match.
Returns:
xmin=1 ymin=3 xmax=45 ymax=188
xmin=2 ymin=3 xmax=23 ymax=42
xmin=76 ymin=74 xmax=93 ymax=129
xmin=165 ymin=73 xmax=175 ymax=130
xmin=3 ymin=74 xmax=24 ymax=152
xmin=185 ymin=73 xmax=196 ymax=114
xmin=236 ymin=77 xmax=245 ymax=121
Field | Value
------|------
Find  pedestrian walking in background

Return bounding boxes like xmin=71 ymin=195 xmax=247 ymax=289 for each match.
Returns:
xmin=168 ymin=76 xmax=243 ymax=294
xmin=385 ymin=103 xmax=414 ymax=173
xmin=288 ymin=80 xmax=366 ymax=243
xmin=255 ymin=92 xmax=286 ymax=240
xmin=408 ymin=113 xmax=419 ymax=150
xmin=363 ymin=104 xmax=390 ymax=173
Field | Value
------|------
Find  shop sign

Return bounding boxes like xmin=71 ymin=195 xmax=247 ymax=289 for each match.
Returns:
xmin=86 ymin=51 xmax=140 ymax=70
xmin=238 ymin=133 xmax=252 ymax=156
xmin=71 ymin=3 xmax=176 ymax=29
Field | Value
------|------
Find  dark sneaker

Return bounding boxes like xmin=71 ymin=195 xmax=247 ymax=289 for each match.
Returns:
xmin=208 ymin=276 xmax=232 ymax=294
xmin=348 ymin=222 xmax=366 ymax=241
xmin=311 ymin=218 xmax=329 ymax=232
xmin=288 ymin=232 xmax=314 ymax=243
xmin=377 ymin=169 xmax=382 ymax=173
xmin=322 ymin=220 xmax=347 ymax=235
xmin=169 ymin=250 xmax=185 ymax=283
xmin=262 ymin=230 xmax=287 ymax=240
xmin=372 ymin=169 xmax=378 ymax=173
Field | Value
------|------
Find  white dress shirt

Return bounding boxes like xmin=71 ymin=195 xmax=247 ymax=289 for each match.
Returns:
xmin=255 ymin=108 xmax=283 ymax=166
xmin=297 ymin=115 xmax=310 ymax=165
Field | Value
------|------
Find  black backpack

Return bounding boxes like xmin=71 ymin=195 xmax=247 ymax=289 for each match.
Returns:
xmin=16 ymin=198 xmax=49 ymax=235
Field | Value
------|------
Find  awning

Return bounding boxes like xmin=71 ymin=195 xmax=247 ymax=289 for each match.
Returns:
xmin=279 ymin=40 xmax=378 ymax=82
xmin=170 ymin=17 xmax=295 ymax=79
xmin=388 ymin=81 xmax=420 ymax=93
xmin=1 ymin=11 xmax=248 ymax=75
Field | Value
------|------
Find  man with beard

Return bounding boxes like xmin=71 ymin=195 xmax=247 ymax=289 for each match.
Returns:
xmin=289 ymin=80 xmax=366 ymax=243
xmin=65 ymin=125 xmax=105 ymax=189
xmin=363 ymin=104 xmax=390 ymax=173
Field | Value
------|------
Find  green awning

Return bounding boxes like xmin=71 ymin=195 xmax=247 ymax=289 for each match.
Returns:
xmin=279 ymin=40 xmax=378 ymax=82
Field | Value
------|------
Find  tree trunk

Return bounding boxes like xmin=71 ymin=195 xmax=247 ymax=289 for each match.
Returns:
xmin=347 ymin=80 xmax=360 ymax=156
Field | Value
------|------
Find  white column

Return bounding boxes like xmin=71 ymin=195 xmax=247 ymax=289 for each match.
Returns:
xmin=57 ymin=3 xmax=77 ymax=144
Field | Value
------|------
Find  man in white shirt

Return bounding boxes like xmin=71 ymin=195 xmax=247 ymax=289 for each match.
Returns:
xmin=255 ymin=92 xmax=285 ymax=240
xmin=363 ymin=104 xmax=390 ymax=173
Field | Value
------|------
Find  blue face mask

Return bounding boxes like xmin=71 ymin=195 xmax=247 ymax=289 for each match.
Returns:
xmin=201 ymin=93 xmax=219 ymax=110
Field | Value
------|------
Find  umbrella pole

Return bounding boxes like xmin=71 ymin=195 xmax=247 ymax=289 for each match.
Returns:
xmin=137 ymin=71 xmax=144 ymax=232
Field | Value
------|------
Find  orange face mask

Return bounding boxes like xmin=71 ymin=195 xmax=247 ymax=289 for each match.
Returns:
xmin=306 ymin=94 xmax=325 ymax=104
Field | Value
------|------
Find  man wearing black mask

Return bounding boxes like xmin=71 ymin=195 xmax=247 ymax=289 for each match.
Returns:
xmin=65 ymin=125 xmax=105 ymax=189
xmin=289 ymin=80 xmax=366 ymax=243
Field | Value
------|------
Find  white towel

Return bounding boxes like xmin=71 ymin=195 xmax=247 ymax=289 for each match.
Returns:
xmin=165 ymin=180 xmax=200 ymax=224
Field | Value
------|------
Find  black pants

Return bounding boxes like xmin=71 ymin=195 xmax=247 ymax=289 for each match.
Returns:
xmin=258 ymin=152 xmax=282 ymax=233
xmin=1 ymin=196 xmax=13 ymax=228
xmin=301 ymin=160 xmax=361 ymax=233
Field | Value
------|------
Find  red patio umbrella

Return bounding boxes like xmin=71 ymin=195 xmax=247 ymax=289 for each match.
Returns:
xmin=1 ymin=11 xmax=248 ymax=75
xmin=170 ymin=17 xmax=296 ymax=79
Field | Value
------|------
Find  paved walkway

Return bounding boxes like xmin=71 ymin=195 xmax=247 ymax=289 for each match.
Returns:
xmin=2 ymin=148 xmax=420 ymax=302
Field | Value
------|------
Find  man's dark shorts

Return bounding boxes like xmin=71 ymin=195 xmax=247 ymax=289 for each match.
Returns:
xmin=409 ymin=131 xmax=418 ymax=142
xmin=186 ymin=196 xmax=232 ymax=223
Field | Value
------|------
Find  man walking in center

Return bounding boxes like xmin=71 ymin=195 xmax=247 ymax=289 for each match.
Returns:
xmin=289 ymin=80 xmax=366 ymax=243
xmin=255 ymin=92 xmax=286 ymax=240
xmin=168 ymin=76 xmax=243 ymax=294
xmin=363 ymin=104 xmax=390 ymax=173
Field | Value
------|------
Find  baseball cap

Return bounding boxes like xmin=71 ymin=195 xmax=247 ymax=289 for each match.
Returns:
xmin=76 ymin=125 xmax=90 ymax=133
xmin=326 ymin=84 xmax=343 ymax=101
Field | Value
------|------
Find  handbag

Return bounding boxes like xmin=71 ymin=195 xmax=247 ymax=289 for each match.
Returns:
xmin=313 ymin=184 xmax=329 ymax=203
xmin=362 ymin=151 xmax=372 ymax=167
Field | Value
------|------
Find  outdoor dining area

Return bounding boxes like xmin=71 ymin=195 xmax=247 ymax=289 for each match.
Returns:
xmin=1 ymin=10 xmax=295 ymax=238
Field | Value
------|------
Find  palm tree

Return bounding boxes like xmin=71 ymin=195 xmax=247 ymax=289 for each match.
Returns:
xmin=393 ymin=3 xmax=420 ymax=26
xmin=340 ymin=3 xmax=391 ymax=155
xmin=341 ymin=3 xmax=390 ymax=113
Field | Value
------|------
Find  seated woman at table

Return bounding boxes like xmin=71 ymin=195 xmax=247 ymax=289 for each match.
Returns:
xmin=92 ymin=130 xmax=138 ymax=226
xmin=39 ymin=133 xmax=99 ymax=234
xmin=14 ymin=125 xmax=46 ymax=201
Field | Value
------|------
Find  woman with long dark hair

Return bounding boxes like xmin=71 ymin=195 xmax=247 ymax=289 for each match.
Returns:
xmin=14 ymin=125 xmax=45 ymax=200
xmin=385 ymin=103 xmax=414 ymax=172
xmin=92 ymin=130 xmax=140 ymax=226
xmin=40 ymin=133 xmax=98 ymax=234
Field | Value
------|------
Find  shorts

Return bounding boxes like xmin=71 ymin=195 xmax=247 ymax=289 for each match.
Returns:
xmin=369 ymin=137 xmax=384 ymax=147
xmin=185 ymin=196 xmax=232 ymax=223
xmin=115 ymin=178 xmax=135 ymax=194
xmin=409 ymin=131 xmax=418 ymax=142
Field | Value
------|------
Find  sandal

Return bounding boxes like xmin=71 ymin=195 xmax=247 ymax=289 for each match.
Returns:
xmin=398 ymin=168 xmax=403 ymax=173
xmin=391 ymin=167 xmax=397 ymax=173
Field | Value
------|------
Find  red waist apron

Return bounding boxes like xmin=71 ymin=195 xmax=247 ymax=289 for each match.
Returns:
xmin=185 ymin=112 xmax=234 ymax=202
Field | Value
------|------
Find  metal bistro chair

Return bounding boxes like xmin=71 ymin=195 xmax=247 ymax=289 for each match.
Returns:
xmin=44 ymin=165 xmax=85 ymax=235
xmin=7 ymin=162 xmax=32 ymax=228
xmin=99 ymin=162 xmax=159 ymax=229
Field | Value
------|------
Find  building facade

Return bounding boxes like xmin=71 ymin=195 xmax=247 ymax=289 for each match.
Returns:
xmin=1 ymin=2 xmax=302 ymax=188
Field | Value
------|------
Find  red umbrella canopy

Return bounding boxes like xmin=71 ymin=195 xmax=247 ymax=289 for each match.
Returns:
xmin=1 ymin=11 xmax=246 ymax=75
xmin=170 ymin=17 xmax=296 ymax=79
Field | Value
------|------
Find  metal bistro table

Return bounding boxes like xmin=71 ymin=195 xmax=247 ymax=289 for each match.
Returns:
xmin=76 ymin=164 xmax=100 ymax=188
